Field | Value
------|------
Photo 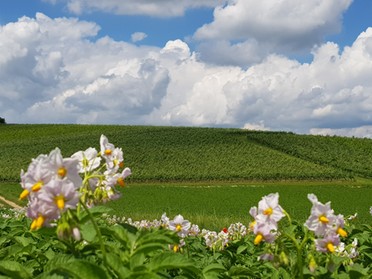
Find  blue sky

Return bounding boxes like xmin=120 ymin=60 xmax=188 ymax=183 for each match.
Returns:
xmin=1 ymin=0 xmax=214 ymax=47
xmin=1 ymin=0 xmax=372 ymax=138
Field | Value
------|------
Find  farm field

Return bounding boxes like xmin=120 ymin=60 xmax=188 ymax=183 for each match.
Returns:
xmin=1 ymin=180 xmax=372 ymax=230
xmin=1 ymin=124 xmax=372 ymax=229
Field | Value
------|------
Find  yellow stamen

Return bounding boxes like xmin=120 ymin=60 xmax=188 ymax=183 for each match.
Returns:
xmin=254 ymin=233 xmax=263 ymax=245
xmin=57 ymin=167 xmax=67 ymax=178
xmin=19 ymin=189 xmax=30 ymax=200
xmin=30 ymin=219 xmax=37 ymax=230
xmin=104 ymin=149 xmax=112 ymax=156
xmin=31 ymin=181 xmax=43 ymax=192
xmin=326 ymin=242 xmax=335 ymax=253
xmin=176 ymin=224 xmax=182 ymax=232
xmin=337 ymin=227 xmax=348 ymax=237
xmin=55 ymin=195 xmax=65 ymax=210
xmin=319 ymin=215 xmax=329 ymax=224
xmin=173 ymin=245 xmax=179 ymax=252
xmin=35 ymin=215 xmax=45 ymax=229
xmin=117 ymin=177 xmax=125 ymax=187
xmin=263 ymin=207 xmax=273 ymax=216
xmin=31 ymin=215 xmax=45 ymax=230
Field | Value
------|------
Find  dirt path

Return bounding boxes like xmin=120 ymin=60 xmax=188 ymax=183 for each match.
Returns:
xmin=0 ymin=195 xmax=22 ymax=209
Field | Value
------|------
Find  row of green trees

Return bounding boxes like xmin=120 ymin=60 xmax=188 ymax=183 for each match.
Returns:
xmin=0 ymin=117 xmax=5 ymax=124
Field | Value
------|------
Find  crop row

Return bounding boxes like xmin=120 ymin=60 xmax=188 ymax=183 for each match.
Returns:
xmin=0 ymin=124 xmax=353 ymax=183
xmin=246 ymin=131 xmax=372 ymax=178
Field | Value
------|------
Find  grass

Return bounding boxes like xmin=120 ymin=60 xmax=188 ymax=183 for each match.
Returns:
xmin=3 ymin=179 xmax=371 ymax=230
xmin=1 ymin=124 xmax=372 ymax=230
xmin=107 ymin=180 xmax=372 ymax=230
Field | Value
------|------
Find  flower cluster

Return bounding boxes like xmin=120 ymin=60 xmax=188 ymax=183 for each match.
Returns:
xmin=19 ymin=135 xmax=131 ymax=239
xmin=249 ymin=193 xmax=285 ymax=245
xmin=304 ymin=194 xmax=347 ymax=253
xmin=77 ymin=135 xmax=131 ymax=206
xmin=20 ymin=147 xmax=82 ymax=230
xmin=101 ymin=212 xmax=250 ymax=251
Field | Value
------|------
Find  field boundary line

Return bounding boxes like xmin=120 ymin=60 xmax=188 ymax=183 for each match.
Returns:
xmin=0 ymin=195 xmax=22 ymax=209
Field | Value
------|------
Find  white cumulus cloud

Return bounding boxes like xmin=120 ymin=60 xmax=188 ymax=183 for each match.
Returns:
xmin=131 ymin=32 xmax=147 ymax=43
xmin=194 ymin=0 xmax=352 ymax=66
xmin=1 ymin=13 xmax=372 ymax=138
xmin=43 ymin=0 xmax=225 ymax=17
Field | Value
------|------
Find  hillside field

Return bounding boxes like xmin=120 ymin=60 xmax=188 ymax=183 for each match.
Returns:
xmin=1 ymin=124 xmax=372 ymax=228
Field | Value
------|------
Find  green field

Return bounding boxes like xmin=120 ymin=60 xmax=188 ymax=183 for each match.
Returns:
xmin=1 ymin=124 xmax=372 ymax=229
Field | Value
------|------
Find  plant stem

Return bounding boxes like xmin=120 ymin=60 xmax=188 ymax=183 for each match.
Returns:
xmin=79 ymin=200 xmax=108 ymax=266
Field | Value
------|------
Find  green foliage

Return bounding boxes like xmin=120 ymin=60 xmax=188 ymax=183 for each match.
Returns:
xmin=0 ymin=117 xmax=5 ymax=124
xmin=246 ymin=130 xmax=372 ymax=179
xmin=2 ymin=206 xmax=372 ymax=278
xmin=0 ymin=124 xmax=358 ymax=183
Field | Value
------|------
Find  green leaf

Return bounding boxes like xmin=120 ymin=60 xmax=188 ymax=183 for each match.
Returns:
xmin=105 ymin=253 xmax=130 ymax=279
xmin=131 ymin=243 xmax=168 ymax=258
xmin=130 ymin=253 xmax=146 ymax=271
xmin=80 ymin=222 xmax=97 ymax=242
xmin=148 ymin=252 xmax=200 ymax=275
xmin=14 ymin=236 xmax=35 ymax=247
xmin=202 ymin=263 xmax=226 ymax=279
xmin=236 ymin=245 xmax=248 ymax=254
xmin=107 ymin=225 xmax=130 ymax=246
xmin=0 ymin=260 xmax=32 ymax=279
xmin=228 ymin=266 xmax=254 ymax=277
xmin=43 ymin=254 xmax=76 ymax=273
xmin=43 ymin=259 xmax=109 ymax=279
xmin=347 ymin=263 xmax=370 ymax=278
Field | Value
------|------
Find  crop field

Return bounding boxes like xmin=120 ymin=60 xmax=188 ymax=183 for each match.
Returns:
xmin=1 ymin=180 xmax=372 ymax=230
xmin=1 ymin=124 xmax=372 ymax=229
xmin=0 ymin=124 xmax=360 ymax=182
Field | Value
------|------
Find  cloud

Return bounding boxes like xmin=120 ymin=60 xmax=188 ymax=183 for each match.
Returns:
xmin=310 ymin=126 xmax=372 ymax=138
xmin=193 ymin=0 xmax=353 ymax=66
xmin=44 ymin=0 xmax=225 ymax=17
xmin=131 ymin=32 xmax=147 ymax=43
xmin=1 ymin=14 xmax=372 ymax=138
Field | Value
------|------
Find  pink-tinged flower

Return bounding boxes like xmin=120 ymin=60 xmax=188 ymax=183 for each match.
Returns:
xmin=26 ymin=197 xmax=59 ymax=230
xmin=170 ymin=238 xmax=185 ymax=252
xmin=71 ymin=147 xmax=101 ymax=173
xmin=315 ymin=233 xmax=340 ymax=253
xmin=100 ymin=135 xmax=124 ymax=172
xmin=228 ymin=222 xmax=247 ymax=240
xmin=249 ymin=206 xmax=258 ymax=231
xmin=255 ymin=193 xmax=285 ymax=225
xmin=258 ymin=253 xmax=274 ymax=262
xmin=161 ymin=213 xmax=170 ymax=228
xmin=253 ymin=222 xmax=277 ymax=245
xmin=333 ymin=214 xmax=347 ymax=237
xmin=39 ymin=179 xmax=80 ymax=213
xmin=168 ymin=214 xmax=191 ymax=238
xmin=105 ymin=167 xmax=131 ymax=188
xmin=305 ymin=194 xmax=336 ymax=236
xmin=203 ymin=230 xmax=218 ymax=248
xmin=188 ymin=224 xmax=200 ymax=236
xmin=19 ymin=154 xmax=53 ymax=200
xmin=48 ymin=148 xmax=82 ymax=187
